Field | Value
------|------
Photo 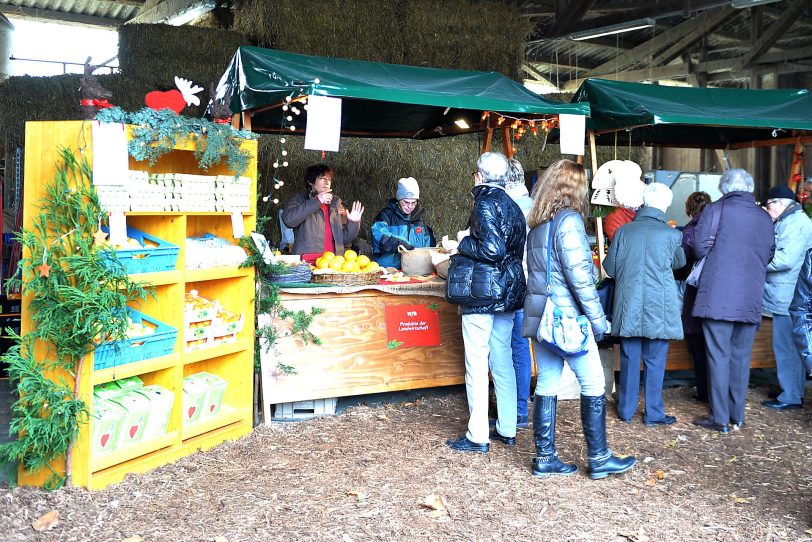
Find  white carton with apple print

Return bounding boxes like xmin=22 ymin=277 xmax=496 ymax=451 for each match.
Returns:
xmin=182 ymin=377 xmax=206 ymax=425
xmin=109 ymin=391 xmax=152 ymax=448
xmin=134 ymin=385 xmax=175 ymax=439
xmin=187 ymin=372 xmax=228 ymax=418
xmin=91 ymin=398 xmax=126 ymax=456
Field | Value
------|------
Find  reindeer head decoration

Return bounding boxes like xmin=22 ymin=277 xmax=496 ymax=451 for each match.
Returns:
xmin=79 ymin=57 xmax=113 ymax=119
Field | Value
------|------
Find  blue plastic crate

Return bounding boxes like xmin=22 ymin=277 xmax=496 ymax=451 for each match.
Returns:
xmin=93 ymin=308 xmax=178 ymax=371
xmin=101 ymin=226 xmax=179 ymax=274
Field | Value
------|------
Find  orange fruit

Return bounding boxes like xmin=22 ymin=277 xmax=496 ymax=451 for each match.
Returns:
xmin=343 ymin=249 xmax=358 ymax=261
xmin=316 ymin=259 xmax=329 ymax=269
xmin=366 ymin=261 xmax=380 ymax=272
xmin=349 ymin=261 xmax=361 ymax=272
xmin=322 ymin=251 xmax=335 ymax=261
xmin=356 ymin=255 xmax=371 ymax=268
xmin=328 ymin=259 xmax=343 ymax=271
xmin=341 ymin=261 xmax=355 ymax=272
xmin=332 ymin=255 xmax=345 ymax=267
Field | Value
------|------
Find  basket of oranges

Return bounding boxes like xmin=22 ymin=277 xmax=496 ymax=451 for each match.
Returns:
xmin=310 ymin=250 xmax=383 ymax=286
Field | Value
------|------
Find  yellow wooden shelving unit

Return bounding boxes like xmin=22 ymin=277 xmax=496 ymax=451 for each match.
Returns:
xmin=18 ymin=120 xmax=257 ymax=490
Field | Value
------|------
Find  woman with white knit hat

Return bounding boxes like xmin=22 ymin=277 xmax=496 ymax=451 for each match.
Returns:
xmin=371 ymin=176 xmax=436 ymax=269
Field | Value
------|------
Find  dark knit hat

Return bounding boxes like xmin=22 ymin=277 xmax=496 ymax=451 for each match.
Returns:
xmin=767 ymin=185 xmax=796 ymax=201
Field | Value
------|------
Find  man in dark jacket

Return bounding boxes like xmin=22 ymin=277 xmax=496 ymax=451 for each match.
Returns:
xmin=445 ymin=152 xmax=527 ymax=453
xmin=789 ymin=247 xmax=812 ymax=379
xmin=689 ymin=168 xmax=775 ymax=433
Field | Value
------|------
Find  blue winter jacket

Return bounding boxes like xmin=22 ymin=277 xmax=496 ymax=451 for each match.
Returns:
xmin=762 ymin=202 xmax=812 ymax=316
xmin=371 ymin=199 xmax=436 ymax=269
xmin=688 ymin=191 xmax=774 ymax=324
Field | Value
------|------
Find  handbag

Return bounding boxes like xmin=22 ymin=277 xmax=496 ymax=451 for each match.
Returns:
xmin=536 ymin=213 xmax=591 ymax=357
xmin=685 ymin=203 xmax=722 ymax=287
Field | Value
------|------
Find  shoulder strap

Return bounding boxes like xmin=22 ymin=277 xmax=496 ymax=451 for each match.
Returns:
xmin=545 ymin=210 xmax=571 ymax=293
xmin=707 ymin=202 xmax=722 ymax=248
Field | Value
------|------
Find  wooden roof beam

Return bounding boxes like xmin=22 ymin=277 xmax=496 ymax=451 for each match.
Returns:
xmin=740 ymin=0 xmax=808 ymax=67
xmin=652 ymin=7 xmax=735 ymax=66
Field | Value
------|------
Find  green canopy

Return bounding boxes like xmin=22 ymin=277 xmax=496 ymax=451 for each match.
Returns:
xmin=571 ymin=79 xmax=812 ymax=148
xmin=214 ymin=46 xmax=588 ymax=139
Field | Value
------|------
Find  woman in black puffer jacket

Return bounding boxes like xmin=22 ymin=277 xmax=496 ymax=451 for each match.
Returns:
xmin=522 ymin=159 xmax=636 ymax=480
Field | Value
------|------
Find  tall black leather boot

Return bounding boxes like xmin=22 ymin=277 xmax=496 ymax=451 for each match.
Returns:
xmin=580 ymin=394 xmax=637 ymax=480
xmin=532 ymin=395 xmax=577 ymax=477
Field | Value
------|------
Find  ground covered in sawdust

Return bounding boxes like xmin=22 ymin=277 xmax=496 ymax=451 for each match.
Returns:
xmin=1 ymin=386 xmax=810 ymax=542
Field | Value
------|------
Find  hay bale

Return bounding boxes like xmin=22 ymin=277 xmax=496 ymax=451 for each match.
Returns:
xmin=118 ymin=24 xmax=250 ymax=116
xmin=233 ymin=0 xmax=527 ymax=76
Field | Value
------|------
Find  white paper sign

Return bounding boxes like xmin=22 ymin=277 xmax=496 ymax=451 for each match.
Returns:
xmin=559 ymin=114 xmax=586 ymax=156
xmin=250 ymin=232 xmax=274 ymax=264
xmin=231 ymin=211 xmax=245 ymax=239
xmin=304 ymin=95 xmax=342 ymax=153
xmin=108 ymin=211 xmax=127 ymax=246
xmin=92 ymin=122 xmax=129 ymax=186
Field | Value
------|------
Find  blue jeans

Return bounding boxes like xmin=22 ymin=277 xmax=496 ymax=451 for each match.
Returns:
xmin=617 ymin=338 xmax=669 ymax=422
xmin=532 ymin=336 xmax=605 ymax=397
xmin=773 ymin=314 xmax=806 ymax=405
xmin=461 ymin=312 xmax=517 ymax=443
xmin=512 ymin=309 xmax=532 ymax=419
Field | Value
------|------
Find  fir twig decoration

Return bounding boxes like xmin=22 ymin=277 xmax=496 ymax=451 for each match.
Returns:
xmin=95 ymin=106 xmax=256 ymax=177
xmin=0 ymin=148 xmax=151 ymax=488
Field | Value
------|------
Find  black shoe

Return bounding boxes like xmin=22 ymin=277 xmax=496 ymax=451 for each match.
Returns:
xmin=490 ymin=430 xmax=516 ymax=446
xmin=446 ymin=435 xmax=489 ymax=453
xmin=762 ymin=400 xmax=802 ymax=411
xmin=691 ymin=416 xmax=729 ymax=434
xmin=581 ymin=395 xmax=637 ymax=479
xmin=644 ymin=415 xmax=677 ymax=427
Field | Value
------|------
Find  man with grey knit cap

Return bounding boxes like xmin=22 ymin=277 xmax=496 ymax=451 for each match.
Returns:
xmin=445 ymin=151 xmax=526 ymax=453
xmin=371 ymin=176 xmax=436 ymax=270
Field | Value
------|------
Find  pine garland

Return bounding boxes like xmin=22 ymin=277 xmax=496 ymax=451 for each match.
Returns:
xmin=0 ymin=148 xmax=151 ymax=488
xmin=95 ymin=107 xmax=257 ymax=177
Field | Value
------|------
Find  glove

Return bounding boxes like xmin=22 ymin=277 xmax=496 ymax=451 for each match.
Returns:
xmin=593 ymin=333 xmax=605 ymax=343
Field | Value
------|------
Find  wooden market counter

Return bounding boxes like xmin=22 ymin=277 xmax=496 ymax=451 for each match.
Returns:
xmin=613 ymin=317 xmax=776 ymax=371
xmin=258 ymin=279 xmax=465 ymax=420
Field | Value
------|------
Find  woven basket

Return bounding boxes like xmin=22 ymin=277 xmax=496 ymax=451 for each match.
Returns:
xmin=311 ymin=269 xmax=382 ymax=286
xmin=268 ymin=263 xmax=312 ymax=284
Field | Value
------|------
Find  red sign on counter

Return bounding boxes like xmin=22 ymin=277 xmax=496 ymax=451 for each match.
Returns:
xmin=384 ymin=303 xmax=441 ymax=348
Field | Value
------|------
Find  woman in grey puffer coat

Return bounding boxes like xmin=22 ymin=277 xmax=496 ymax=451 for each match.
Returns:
xmin=522 ymin=159 xmax=636 ymax=480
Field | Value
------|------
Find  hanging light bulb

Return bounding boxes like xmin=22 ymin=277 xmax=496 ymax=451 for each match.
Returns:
xmin=283 ymin=161 xmax=289 ymax=167
xmin=273 ymin=161 xmax=279 ymax=168
xmin=280 ymin=138 xmax=286 ymax=144
xmin=282 ymin=150 xmax=288 ymax=156
xmin=285 ymin=96 xmax=292 ymax=102
xmin=278 ymin=181 xmax=284 ymax=186
xmin=282 ymin=105 xmax=289 ymax=111
xmin=273 ymin=198 xmax=279 ymax=204
xmin=314 ymin=78 xmax=320 ymax=84
xmin=286 ymin=115 xmax=293 ymax=121
xmin=289 ymin=126 xmax=296 ymax=131
xmin=262 ymin=195 xmax=269 ymax=202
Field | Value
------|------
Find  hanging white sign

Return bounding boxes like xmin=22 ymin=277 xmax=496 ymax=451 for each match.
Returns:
xmin=91 ymin=122 xmax=129 ymax=186
xmin=559 ymin=114 xmax=586 ymax=156
xmin=304 ymin=95 xmax=342 ymax=153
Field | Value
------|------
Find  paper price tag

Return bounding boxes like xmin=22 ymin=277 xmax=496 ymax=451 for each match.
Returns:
xmin=250 ymin=232 xmax=274 ymax=264
xmin=108 ymin=211 xmax=127 ymax=246
xmin=231 ymin=211 xmax=245 ymax=239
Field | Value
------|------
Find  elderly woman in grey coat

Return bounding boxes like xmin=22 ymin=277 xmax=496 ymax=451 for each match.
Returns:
xmin=604 ymin=182 xmax=685 ymax=426
xmin=523 ymin=159 xmax=636 ymax=480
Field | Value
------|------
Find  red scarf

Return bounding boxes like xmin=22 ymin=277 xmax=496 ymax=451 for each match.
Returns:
xmin=321 ymin=203 xmax=335 ymax=253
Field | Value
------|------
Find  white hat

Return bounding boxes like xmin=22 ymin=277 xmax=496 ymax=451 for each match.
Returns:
xmin=396 ymin=177 xmax=420 ymax=200
xmin=643 ymin=182 xmax=673 ymax=212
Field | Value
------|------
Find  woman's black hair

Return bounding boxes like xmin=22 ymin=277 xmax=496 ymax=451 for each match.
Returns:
xmin=304 ymin=164 xmax=333 ymax=191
